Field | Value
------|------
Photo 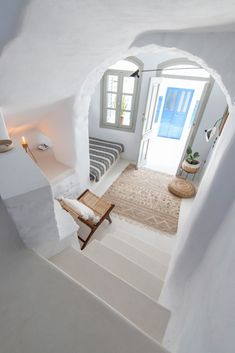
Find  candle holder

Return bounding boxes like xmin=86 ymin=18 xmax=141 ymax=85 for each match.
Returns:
xmin=21 ymin=137 xmax=37 ymax=163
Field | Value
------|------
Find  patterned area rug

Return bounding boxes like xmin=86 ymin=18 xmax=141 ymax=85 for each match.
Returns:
xmin=103 ymin=164 xmax=181 ymax=235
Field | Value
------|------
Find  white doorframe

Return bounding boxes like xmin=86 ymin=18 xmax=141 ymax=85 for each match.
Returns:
xmin=137 ymin=77 xmax=161 ymax=168
xmin=176 ymin=79 xmax=214 ymax=175
xmin=137 ymin=66 xmax=212 ymax=174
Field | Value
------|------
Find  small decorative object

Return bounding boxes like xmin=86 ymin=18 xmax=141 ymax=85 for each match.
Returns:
xmin=182 ymin=146 xmax=200 ymax=174
xmin=21 ymin=136 xmax=37 ymax=163
xmin=0 ymin=111 xmax=13 ymax=153
xmin=119 ymin=96 xmax=128 ymax=125
xmin=205 ymin=116 xmax=224 ymax=142
xmin=38 ymin=143 xmax=49 ymax=151
xmin=119 ymin=116 xmax=124 ymax=125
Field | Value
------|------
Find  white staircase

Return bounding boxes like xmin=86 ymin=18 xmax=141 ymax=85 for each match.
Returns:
xmin=50 ymin=227 xmax=173 ymax=350
xmin=111 ymin=230 xmax=171 ymax=266
xmin=102 ymin=235 xmax=168 ymax=280
xmin=84 ymin=240 xmax=164 ymax=301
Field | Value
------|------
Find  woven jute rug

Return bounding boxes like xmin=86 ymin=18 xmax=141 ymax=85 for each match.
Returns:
xmin=103 ymin=164 xmax=181 ymax=235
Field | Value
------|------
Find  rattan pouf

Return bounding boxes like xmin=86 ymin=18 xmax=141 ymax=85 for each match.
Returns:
xmin=168 ymin=177 xmax=196 ymax=198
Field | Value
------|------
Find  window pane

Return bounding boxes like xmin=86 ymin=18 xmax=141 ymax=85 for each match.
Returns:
xmin=107 ymin=93 xmax=117 ymax=109
xmin=106 ymin=109 xmax=116 ymax=124
xmin=107 ymin=75 xmax=118 ymax=92
xmin=119 ymin=111 xmax=131 ymax=126
xmin=122 ymin=95 xmax=132 ymax=111
xmin=123 ymin=77 xmax=135 ymax=94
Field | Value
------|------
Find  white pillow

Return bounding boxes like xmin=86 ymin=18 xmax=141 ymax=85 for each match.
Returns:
xmin=61 ymin=197 xmax=100 ymax=224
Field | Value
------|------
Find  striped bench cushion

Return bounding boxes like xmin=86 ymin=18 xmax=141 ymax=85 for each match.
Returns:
xmin=89 ymin=137 xmax=124 ymax=182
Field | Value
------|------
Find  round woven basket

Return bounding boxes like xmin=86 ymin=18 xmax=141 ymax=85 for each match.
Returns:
xmin=182 ymin=160 xmax=200 ymax=174
xmin=168 ymin=177 xmax=196 ymax=198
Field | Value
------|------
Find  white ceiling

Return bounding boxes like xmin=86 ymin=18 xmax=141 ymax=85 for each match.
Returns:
xmin=0 ymin=0 xmax=235 ymax=119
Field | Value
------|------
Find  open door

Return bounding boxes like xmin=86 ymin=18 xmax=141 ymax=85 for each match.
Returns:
xmin=137 ymin=77 xmax=161 ymax=168
xmin=175 ymin=80 xmax=212 ymax=175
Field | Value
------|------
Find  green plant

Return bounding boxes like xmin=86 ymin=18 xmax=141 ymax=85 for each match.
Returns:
xmin=120 ymin=96 xmax=127 ymax=117
xmin=185 ymin=146 xmax=200 ymax=165
xmin=113 ymin=96 xmax=127 ymax=118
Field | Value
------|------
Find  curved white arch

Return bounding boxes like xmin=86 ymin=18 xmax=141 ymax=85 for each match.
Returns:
xmin=74 ymin=44 xmax=231 ymax=124
xmin=73 ymin=41 xmax=231 ymax=190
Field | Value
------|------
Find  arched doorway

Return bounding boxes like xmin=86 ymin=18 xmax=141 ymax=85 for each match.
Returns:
xmin=137 ymin=57 xmax=218 ymax=180
xmin=84 ymin=49 xmax=228 ymax=190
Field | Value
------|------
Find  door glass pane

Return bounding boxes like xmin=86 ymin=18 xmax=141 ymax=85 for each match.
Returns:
xmin=106 ymin=109 xmax=116 ymax=124
xmin=119 ymin=111 xmax=131 ymax=126
xmin=177 ymin=91 xmax=185 ymax=112
xmin=154 ymin=96 xmax=163 ymax=123
xmin=122 ymin=95 xmax=132 ymax=111
xmin=107 ymin=75 xmax=118 ymax=92
xmin=165 ymin=89 xmax=172 ymax=111
xmin=107 ymin=93 xmax=117 ymax=109
xmin=170 ymin=90 xmax=178 ymax=111
xmin=158 ymin=87 xmax=194 ymax=139
xmin=123 ymin=77 xmax=135 ymax=94
xmin=183 ymin=91 xmax=191 ymax=112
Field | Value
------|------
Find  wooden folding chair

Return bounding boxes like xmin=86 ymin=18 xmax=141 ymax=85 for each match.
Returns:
xmin=60 ymin=189 xmax=114 ymax=250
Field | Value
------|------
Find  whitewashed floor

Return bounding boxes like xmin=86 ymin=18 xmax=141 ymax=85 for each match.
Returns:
xmin=72 ymin=158 xmax=194 ymax=255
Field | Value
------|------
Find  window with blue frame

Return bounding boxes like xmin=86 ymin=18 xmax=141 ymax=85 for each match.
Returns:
xmin=158 ymin=87 xmax=194 ymax=139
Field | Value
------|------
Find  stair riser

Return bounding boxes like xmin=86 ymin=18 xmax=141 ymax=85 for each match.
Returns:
xmin=50 ymin=248 xmax=170 ymax=343
xmin=102 ymin=236 xmax=168 ymax=281
xmin=84 ymin=240 xmax=164 ymax=301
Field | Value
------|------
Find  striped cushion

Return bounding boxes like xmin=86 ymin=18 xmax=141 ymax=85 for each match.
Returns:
xmin=89 ymin=137 xmax=124 ymax=182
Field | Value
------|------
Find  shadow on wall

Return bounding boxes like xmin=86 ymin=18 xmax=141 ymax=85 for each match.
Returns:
xmin=0 ymin=0 xmax=30 ymax=54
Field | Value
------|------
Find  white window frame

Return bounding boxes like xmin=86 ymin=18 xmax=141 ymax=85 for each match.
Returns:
xmin=100 ymin=68 xmax=139 ymax=132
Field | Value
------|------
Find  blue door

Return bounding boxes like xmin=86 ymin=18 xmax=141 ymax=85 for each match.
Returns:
xmin=158 ymin=87 xmax=194 ymax=139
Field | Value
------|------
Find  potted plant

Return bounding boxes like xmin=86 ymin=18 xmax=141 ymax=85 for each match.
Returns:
xmin=182 ymin=146 xmax=200 ymax=174
xmin=119 ymin=97 xmax=128 ymax=125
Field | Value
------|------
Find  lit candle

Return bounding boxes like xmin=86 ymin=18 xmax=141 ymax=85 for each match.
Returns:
xmin=21 ymin=136 xmax=27 ymax=145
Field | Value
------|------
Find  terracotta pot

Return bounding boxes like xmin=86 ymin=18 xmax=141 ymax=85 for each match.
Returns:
xmin=182 ymin=160 xmax=200 ymax=174
xmin=120 ymin=116 xmax=124 ymax=125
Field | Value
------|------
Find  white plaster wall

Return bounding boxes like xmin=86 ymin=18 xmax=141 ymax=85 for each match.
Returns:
xmin=192 ymin=81 xmax=227 ymax=169
xmin=37 ymin=98 xmax=78 ymax=168
xmin=160 ymin=106 xmax=235 ymax=353
xmin=5 ymin=97 xmax=78 ymax=168
xmin=12 ymin=128 xmax=52 ymax=149
xmin=37 ymin=97 xmax=90 ymax=191
xmin=0 ymin=1 xmax=235 ymax=107
xmin=0 ymin=147 xmax=67 ymax=258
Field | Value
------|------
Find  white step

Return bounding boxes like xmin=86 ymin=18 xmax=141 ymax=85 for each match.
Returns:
xmin=50 ymin=247 xmax=171 ymax=343
xmin=84 ymin=240 xmax=164 ymax=301
xmin=101 ymin=235 xmax=168 ymax=280
xmin=107 ymin=215 xmax=175 ymax=254
xmin=111 ymin=230 xmax=171 ymax=267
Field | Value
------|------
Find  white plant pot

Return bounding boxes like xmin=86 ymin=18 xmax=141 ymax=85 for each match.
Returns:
xmin=182 ymin=160 xmax=200 ymax=174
